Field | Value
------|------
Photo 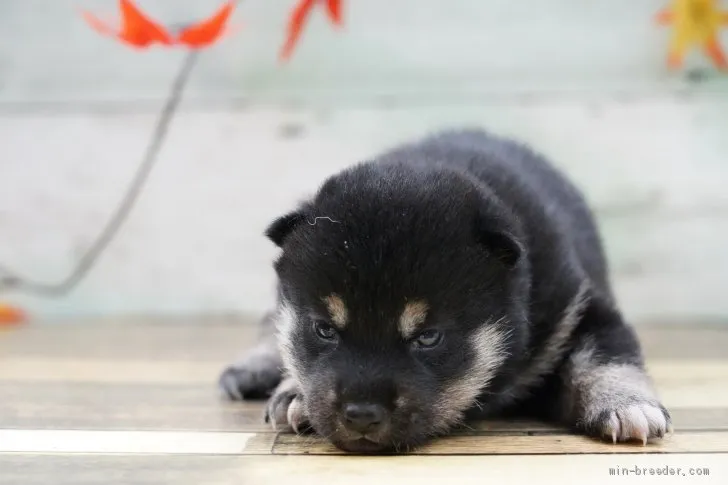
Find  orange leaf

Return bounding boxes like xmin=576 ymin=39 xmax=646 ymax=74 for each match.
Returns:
xmin=326 ymin=0 xmax=343 ymax=26
xmin=177 ymin=2 xmax=236 ymax=48
xmin=0 ymin=304 xmax=26 ymax=326
xmin=704 ymin=35 xmax=728 ymax=69
xmin=280 ymin=0 xmax=318 ymax=61
xmin=116 ymin=0 xmax=173 ymax=48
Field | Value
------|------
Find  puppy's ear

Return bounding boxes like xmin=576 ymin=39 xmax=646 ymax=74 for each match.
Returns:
xmin=265 ymin=211 xmax=306 ymax=247
xmin=474 ymin=200 xmax=524 ymax=269
xmin=476 ymin=229 xmax=523 ymax=269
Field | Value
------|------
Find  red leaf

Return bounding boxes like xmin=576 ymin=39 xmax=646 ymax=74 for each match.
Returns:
xmin=177 ymin=2 xmax=236 ymax=48
xmin=280 ymin=0 xmax=318 ymax=61
xmin=326 ymin=0 xmax=343 ymax=25
xmin=117 ymin=0 xmax=174 ymax=47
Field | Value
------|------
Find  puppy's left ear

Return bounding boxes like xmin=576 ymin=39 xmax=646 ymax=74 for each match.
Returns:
xmin=476 ymin=228 xmax=524 ymax=269
xmin=265 ymin=211 xmax=306 ymax=247
xmin=474 ymin=201 xmax=525 ymax=269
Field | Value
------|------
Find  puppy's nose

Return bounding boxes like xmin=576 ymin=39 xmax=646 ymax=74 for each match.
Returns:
xmin=342 ymin=402 xmax=387 ymax=434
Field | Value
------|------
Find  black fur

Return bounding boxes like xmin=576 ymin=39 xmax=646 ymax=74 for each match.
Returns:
xmin=219 ymin=129 xmax=669 ymax=452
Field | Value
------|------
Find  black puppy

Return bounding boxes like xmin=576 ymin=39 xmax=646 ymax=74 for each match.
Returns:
xmin=219 ymin=129 xmax=671 ymax=452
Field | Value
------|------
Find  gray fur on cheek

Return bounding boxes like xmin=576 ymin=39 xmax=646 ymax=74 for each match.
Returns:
xmin=274 ymin=301 xmax=305 ymax=386
xmin=431 ymin=318 xmax=510 ymax=432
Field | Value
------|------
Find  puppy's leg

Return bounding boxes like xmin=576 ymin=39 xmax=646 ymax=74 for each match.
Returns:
xmin=556 ymin=297 xmax=671 ymax=444
xmin=218 ymin=311 xmax=283 ymax=400
xmin=264 ymin=377 xmax=311 ymax=434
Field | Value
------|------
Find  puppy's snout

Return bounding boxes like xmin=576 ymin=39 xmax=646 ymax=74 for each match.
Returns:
xmin=342 ymin=402 xmax=387 ymax=434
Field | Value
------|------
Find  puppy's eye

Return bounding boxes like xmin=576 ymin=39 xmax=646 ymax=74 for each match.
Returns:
xmin=313 ymin=320 xmax=338 ymax=341
xmin=412 ymin=329 xmax=443 ymax=349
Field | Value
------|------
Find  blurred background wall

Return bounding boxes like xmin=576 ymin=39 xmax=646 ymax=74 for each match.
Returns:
xmin=1 ymin=0 xmax=727 ymax=324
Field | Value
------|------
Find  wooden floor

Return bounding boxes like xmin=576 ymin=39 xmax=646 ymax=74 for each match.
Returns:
xmin=1 ymin=319 xmax=727 ymax=484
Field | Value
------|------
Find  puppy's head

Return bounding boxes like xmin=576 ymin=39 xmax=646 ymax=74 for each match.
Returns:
xmin=269 ymin=162 xmax=529 ymax=452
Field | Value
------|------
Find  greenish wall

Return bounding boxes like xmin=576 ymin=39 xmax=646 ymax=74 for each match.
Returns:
xmin=1 ymin=0 xmax=727 ymax=323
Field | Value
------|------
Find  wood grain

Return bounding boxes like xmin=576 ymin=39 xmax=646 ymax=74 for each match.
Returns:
xmin=272 ymin=431 xmax=728 ymax=455
xmin=1 ymin=321 xmax=727 ymax=485
xmin=1 ymin=321 xmax=727 ymax=435
xmin=2 ymin=320 xmax=727 ymax=360
xmin=1 ymin=379 xmax=726 ymax=433
xmin=247 ymin=454 xmax=727 ymax=485
xmin=0 ymin=319 xmax=255 ymax=361
xmin=0 ymin=455 xmax=251 ymax=485
xmin=1 ymin=454 xmax=723 ymax=485
xmin=0 ymin=382 xmax=269 ymax=432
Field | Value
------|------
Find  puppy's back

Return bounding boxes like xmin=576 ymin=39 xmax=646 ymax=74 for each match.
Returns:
xmin=378 ymin=129 xmax=611 ymax=297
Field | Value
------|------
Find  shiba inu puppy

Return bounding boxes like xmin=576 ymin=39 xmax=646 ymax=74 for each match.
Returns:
xmin=219 ymin=129 xmax=671 ymax=452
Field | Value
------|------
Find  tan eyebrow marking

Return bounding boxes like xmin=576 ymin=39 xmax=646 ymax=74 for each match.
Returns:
xmin=398 ymin=300 xmax=430 ymax=339
xmin=323 ymin=294 xmax=348 ymax=329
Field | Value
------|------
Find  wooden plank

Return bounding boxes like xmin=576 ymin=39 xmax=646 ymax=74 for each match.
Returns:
xmin=0 ymin=358 xmax=222 ymax=383
xmin=1 ymin=377 xmax=724 ymax=432
xmin=242 ymin=433 xmax=277 ymax=455
xmin=272 ymin=431 xmax=728 ymax=455
xmin=1 ymin=375 xmax=725 ymax=432
xmin=470 ymin=407 xmax=728 ymax=433
xmin=637 ymin=326 xmax=728 ymax=360
xmin=2 ymin=357 xmax=727 ymax=389
xmin=0 ymin=321 xmax=725 ymax=483
xmin=1 ymin=323 xmax=727 ymax=433
xmin=240 ymin=454 xmax=727 ymax=485
xmin=0 ymin=455 xmax=251 ymax=485
xmin=0 ymin=382 xmax=269 ymax=432
xmin=0 ymin=429 xmax=255 ymax=455
xmin=2 ymin=320 xmax=727 ymax=361
xmin=0 ymin=427 xmax=725 ymax=457
xmin=0 ymin=429 xmax=275 ymax=455
xmin=0 ymin=319 xmax=256 ymax=361
xmin=1 ymin=357 xmax=726 ymax=406
xmin=0 ymin=454 xmax=723 ymax=485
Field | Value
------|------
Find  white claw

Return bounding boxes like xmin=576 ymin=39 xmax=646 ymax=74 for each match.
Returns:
xmin=287 ymin=396 xmax=306 ymax=434
xmin=289 ymin=415 xmax=300 ymax=434
xmin=600 ymin=404 xmax=668 ymax=444
xmin=605 ymin=411 xmax=621 ymax=444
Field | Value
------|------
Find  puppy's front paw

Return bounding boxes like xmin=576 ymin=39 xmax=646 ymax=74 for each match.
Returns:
xmin=582 ymin=401 xmax=672 ymax=445
xmin=265 ymin=378 xmax=311 ymax=434
xmin=218 ymin=352 xmax=282 ymax=401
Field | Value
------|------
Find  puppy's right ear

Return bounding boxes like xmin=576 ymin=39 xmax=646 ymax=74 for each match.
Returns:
xmin=265 ymin=211 xmax=307 ymax=247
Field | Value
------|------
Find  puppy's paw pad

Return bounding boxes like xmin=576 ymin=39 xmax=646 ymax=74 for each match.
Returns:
xmin=265 ymin=381 xmax=311 ymax=434
xmin=218 ymin=365 xmax=280 ymax=401
xmin=595 ymin=403 xmax=671 ymax=445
